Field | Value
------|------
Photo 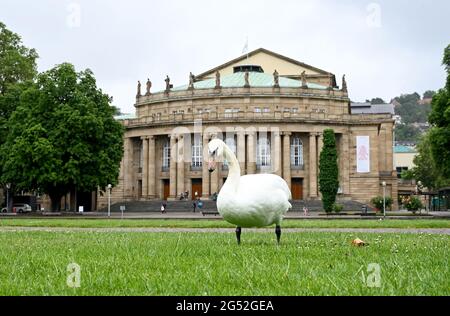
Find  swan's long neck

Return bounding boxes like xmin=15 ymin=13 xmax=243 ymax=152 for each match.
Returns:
xmin=221 ymin=143 xmax=240 ymax=194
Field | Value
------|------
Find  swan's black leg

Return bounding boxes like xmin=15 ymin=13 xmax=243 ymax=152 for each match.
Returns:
xmin=275 ymin=225 xmax=281 ymax=245
xmin=235 ymin=227 xmax=241 ymax=245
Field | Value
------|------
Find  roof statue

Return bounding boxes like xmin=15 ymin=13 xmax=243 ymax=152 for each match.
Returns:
xmin=165 ymin=75 xmax=171 ymax=92
xmin=273 ymin=70 xmax=279 ymax=88
xmin=188 ymin=72 xmax=195 ymax=90
xmin=301 ymin=71 xmax=307 ymax=88
xmin=215 ymin=71 xmax=221 ymax=89
xmin=146 ymin=78 xmax=152 ymax=95
xmin=244 ymin=71 xmax=250 ymax=88
xmin=342 ymin=74 xmax=347 ymax=93
xmin=136 ymin=80 xmax=141 ymax=97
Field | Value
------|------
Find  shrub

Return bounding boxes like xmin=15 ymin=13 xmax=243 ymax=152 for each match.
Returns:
xmin=402 ymin=196 xmax=423 ymax=214
xmin=319 ymin=129 xmax=339 ymax=213
xmin=370 ymin=196 xmax=393 ymax=212
xmin=332 ymin=204 xmax=344 ymax=213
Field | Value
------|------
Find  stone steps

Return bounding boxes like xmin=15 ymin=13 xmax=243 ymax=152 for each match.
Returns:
xmin=99 ymin=199 xmax=374 ymax=213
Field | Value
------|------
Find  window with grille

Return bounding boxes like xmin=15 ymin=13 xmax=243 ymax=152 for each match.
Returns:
xmin=291 ymin=136 xmax=304 ymax=167
xmin=192 ymin=136 xmax=203 ymax=168
xmin=162 ymin=139 xmax=170 ymax=169
xmin=257 ymin=137 xmax=271 ymax=167
xmin=223 ymin=135 xmax=237 ymax=167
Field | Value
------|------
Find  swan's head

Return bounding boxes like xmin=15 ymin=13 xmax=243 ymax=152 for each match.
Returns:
xmin=207 ymin=138 xmax=225 ymax=172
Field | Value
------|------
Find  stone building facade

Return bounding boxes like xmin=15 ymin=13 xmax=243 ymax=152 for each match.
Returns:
xmin=97 ymin=48 xmax=398 ymax=210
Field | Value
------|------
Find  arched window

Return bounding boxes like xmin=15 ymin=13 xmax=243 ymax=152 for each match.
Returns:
xmin=162 ymin=139 xmax=170 ymax=170
xmin=257 ymin=137 xmax=271 ymax=167
xmin=291 ymin=136 xmax=304 ymax=167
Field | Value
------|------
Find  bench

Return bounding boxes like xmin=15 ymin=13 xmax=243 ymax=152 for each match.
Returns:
xmin=201 ymin=211 xmax=220 ymax=216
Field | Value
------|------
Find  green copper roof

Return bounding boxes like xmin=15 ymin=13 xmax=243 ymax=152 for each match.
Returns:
xmin=394 ymin=145 xmax=417 ymax=153
xmin=171 ymin=72 xmax=331 ymax=91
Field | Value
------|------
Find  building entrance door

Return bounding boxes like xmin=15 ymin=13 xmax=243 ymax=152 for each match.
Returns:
xmin=163 ymin=179 xmax=170 ymax=200
xmin=291 ymin=178 xmax=303 ymax=200
xmin=191 ymin=179 xmax=202 ymax=200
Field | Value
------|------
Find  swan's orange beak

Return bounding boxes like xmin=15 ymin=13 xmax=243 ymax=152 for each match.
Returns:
xmin=208 ymin=158 xmax=216 ymax=172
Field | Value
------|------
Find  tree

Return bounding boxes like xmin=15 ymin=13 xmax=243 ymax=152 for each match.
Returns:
xmin=0 ymin=22 xmax=38 ymax=207
xmin=395 ymin=124 xmax=422 ymax=142
xmin=365 ymin=97 xmax=386 ymax=105
xmin=428 ymin=44 xmax=450 ymax=180
xmin=0 ymin=22 xmax=38 ymax=95
xmin=401 ymin=132 xmax=449 ymax=190
xmin=319 ymin=129 xmax=339 ymax=213
xmin=0 ymin=63 xmax=124 ymax=210
xmin=423 ymin=90 xmax=436 ymax=99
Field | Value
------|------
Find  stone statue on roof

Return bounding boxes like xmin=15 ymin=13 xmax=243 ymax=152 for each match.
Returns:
xmin=244 ymin=71 xmax=250 ymax=88
xmin=146 ymin=78 xmax=152 ymax=95
xmin=342 ymin=74 xmax=347 ymax=92
xmin=188 ymin=72 xmax=195 ymax=90
xmin=215 ymin=71 xmax=221 ymax=89
xmin=165 ymin=75 xmax=171 ymax=92
xmin=137 ymin=80 xmax=141 ymax=97
xmin=301 ymin=71 xmax=307 ymax=88
xmin=273 ymin=70 xmax=279 ymax=87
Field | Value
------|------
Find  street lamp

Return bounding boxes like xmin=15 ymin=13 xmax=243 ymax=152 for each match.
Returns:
xmin=6 ymin=183 xmax=11 ymax=213
xmin=382 ymin=181 xmax=386 ymax=219
xmin=107 ymin=184 xmax=112 ymax=218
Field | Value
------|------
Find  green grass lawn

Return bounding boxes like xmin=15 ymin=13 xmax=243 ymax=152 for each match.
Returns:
xmin=0 ymin=231 xmax=448 ymax=295
xmin=0 ymin=218 xmax=449 ymax=229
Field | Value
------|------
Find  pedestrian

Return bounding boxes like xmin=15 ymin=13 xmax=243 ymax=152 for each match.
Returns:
xmin=303 ymin=206 xmax=308 ymax=216
xmin=161 ymin=201 xmax=167 ymax=214
xmin=192 ymin=200 xmax=197 ymax=213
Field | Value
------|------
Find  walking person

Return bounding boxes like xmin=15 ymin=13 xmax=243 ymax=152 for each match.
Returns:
xmin=303 ymin=206 xmax=308 ymax=216
xmin=192 ymin=200 xmax=197 ymax=213
xmin=161 ymin=201 xmax=167 ymax=214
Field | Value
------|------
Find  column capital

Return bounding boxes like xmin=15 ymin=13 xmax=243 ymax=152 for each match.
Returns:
xmin=140 ymin=135 xmax=149 ymax=140
xmin=282 ymin=131 xmax=292 ymax=136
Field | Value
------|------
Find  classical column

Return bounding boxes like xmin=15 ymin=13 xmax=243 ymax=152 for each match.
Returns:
xmin=169 ymin=135 xmax=177 ymax=200
xmin=148 ymin=136 xmax=156 ymax=198
xmin=340 ymin=133 xmax=350 ymax=195
xmin=202 ymin=134 xmax=210 ymax=198
xmin=141 ymin=136 xmax=149 ymax=198
xmin=124 ymin=137 xmax=133 ymax=197
xmin=309 ymin=133 xmax=318 ymax=198
xmin=272 ymin=131 xmax=282 ymax=176
xmin=237 ymin=132 xmax=246 ymax=174
xmin=283 ymin=132 xmax=291 ymax=188
xmin=177 ymin=134 xmax=185 ymax=197
xmin=317 ymin=132 xmax=324 ymax=160
xmin=246 ymin=132 xmax=256 ymax=174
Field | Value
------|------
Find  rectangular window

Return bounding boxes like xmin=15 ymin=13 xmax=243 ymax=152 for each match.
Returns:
xmin=162 ymin=140 xmax=170 ymax=169
xmin=254 ymin=107 xmax=261 ymax=113
xmin=224 ymin=108 xmax=233 ymax=118
xmin=257 ymin=137 xmax=271 ymax=167
xmin=263 ymin=107 xmax=270 ymax=113
xmin=192 ymin=136 xmax=203 ymax=168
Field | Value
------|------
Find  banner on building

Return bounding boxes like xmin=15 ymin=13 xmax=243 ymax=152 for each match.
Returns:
xmin=356 ymin=136 xmax=370 ymax=173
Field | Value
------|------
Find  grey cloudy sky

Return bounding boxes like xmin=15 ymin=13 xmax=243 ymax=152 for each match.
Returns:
xmin=1 ymin=0 xmax=449 ymax=113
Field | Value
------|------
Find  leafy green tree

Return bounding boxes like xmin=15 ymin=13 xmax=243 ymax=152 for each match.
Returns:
xmin=423 ymin=90 xmax=436 ymax=99
xmin=0 ymin=63 xmax=124 ymax=210
xmin=394 ymin=92 xmax=431 ymax=124
xmin=0 ymin=22 xmax=38 ymax=95
xmin=401 ymin=132 xmax=450 ymax=190
xmin=395 ymin=124 xmax=422 ymax=142
xmin=365 ymin=97 xmax=385 ymax=104
xmin=428 ymin=44 xmax=450 ymax=180
xmin=319 ymin=129 xmax=339 ymax=213
xmin=0 ymin=22 xmax=38 ymax=207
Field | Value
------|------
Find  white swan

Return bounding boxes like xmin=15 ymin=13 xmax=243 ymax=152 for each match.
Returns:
xmin=207 ymin=138 xmax=292 ymax=244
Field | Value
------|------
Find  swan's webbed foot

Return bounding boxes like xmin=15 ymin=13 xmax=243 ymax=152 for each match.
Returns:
xmin=235 ymin=227 xmax=241 ymax=245
xmin=275 ymin=225 xmax=281 ymax=245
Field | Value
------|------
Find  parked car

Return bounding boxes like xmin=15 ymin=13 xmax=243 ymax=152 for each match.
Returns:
xmin=13 ymin=203 xmax=32 ymax=213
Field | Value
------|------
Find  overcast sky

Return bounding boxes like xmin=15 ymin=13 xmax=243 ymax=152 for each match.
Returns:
xmin=1 ymin=0 xmax=449 ymax=113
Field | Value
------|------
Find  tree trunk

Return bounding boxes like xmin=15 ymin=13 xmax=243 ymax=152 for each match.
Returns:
xmin=48 ymin=192 xmax=63 ymax=212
